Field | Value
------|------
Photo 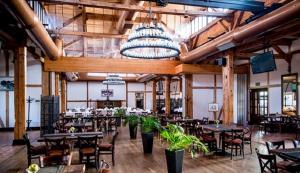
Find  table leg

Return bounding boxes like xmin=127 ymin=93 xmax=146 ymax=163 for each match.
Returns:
xmin=221 ymin=131 xmax=226 ymax=155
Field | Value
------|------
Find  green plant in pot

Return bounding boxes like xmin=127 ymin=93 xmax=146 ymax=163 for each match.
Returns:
xmin=160 ymin=124 xmax=208 ymax=173
xmin=124 ymin=114 xmax=139 ymax=139
xmin=140 ymin=116 xmax=160 ymax=154
xmin=114 ymin=108 xmax=125 ymax=126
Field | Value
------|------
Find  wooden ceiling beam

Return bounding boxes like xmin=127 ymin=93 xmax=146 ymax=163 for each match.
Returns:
xmin=40 ymin=0 xmax=231 ymax=17
xmin=44 ymin=57 xmax=181 ymax=74
xmin=44 ymin=57 xmax=224 ymax=74
xmin=50 ymin=30 xmax=127 ymax=39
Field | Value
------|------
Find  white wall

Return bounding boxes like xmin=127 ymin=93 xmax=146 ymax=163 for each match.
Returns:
xmin=192 ymin=74 xmax=223 ymax=120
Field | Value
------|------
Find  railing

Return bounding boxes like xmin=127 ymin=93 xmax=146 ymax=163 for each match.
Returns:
xmin=27 ymin=0 xmax=55 ymax=30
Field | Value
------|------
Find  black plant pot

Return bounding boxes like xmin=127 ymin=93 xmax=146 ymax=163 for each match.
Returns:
xmin=165 ymin=149 xmax=184 ymax=173
xmin=141 ymin=132 xmax=153 ymax=154
xmin=129 ymin=125 xmax=137 ymax=139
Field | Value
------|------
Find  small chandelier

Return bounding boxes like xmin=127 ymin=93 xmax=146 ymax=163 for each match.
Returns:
xmin=102 ymin=75 xmax=125 ymax=85
xmin=120 ymin=3 xmax=180 ymax=59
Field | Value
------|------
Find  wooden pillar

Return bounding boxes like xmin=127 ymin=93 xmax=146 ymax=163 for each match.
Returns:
xmin=185 ymin=74 xmax=193 ymax=118
xmin=42 ymin=69 xmax=50 ymax=96
xmin=54 ymin=72 xmax=59 ymax=96
xmin=13 ymin=47 xmax=27 ymax=145
xmin=222 ymin=51 xmax=234 ymax=124
xmin=165 ymin=76 xmax=171 ymax=115
xmin=61 ymin=78 xmax=66 ymax=112
xmin=213 ymin=75 xmax=217 ymax=120
xmin=152 ymin=80 xmax=157 ymax=113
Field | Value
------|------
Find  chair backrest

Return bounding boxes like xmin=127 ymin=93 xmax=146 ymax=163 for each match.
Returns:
xmin=265 ymin=140 xmax=285 ymax=154
xmin=256 ymin=148 xmax=278 ymax=173
xmin=45 ymin=137 xmax=67 ymax=155
xmin=232 ymin=129 xmax=244 ymax=140
xmin=292 ymin=140 xmax=300 ymax=148
xmin=202 ymin=117 xmax=209 ymax=125
xmin=111 ymin=132 xmax=119 ymax=146
xmin=23 ymin=133 xmax=32 ymax=153
xmin=78 ymin=135 xmax=98 ymax=151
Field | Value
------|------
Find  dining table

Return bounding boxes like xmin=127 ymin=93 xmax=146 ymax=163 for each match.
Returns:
xmin=38 ymin=131 xmax=104 ymax=142
xmin=271 ymin=148 xmax=300 ymax=162
xmin=201 ymin=124 xmax=243 ymax=156
xmin=33 ymin=164 xmax=85 ymax=173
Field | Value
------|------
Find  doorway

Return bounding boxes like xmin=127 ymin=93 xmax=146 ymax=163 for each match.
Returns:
xmin=135 ymin=93 xmax=144 ymax=109
xmin=250 ymin=89 xmax=268 ymax=124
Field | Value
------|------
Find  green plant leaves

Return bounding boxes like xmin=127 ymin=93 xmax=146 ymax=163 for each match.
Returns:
xmin=159 ymin=124 xmax=208 ymax=157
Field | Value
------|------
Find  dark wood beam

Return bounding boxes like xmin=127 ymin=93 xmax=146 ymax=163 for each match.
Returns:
xmin=39 ymin=0 xmax=231 ymax=17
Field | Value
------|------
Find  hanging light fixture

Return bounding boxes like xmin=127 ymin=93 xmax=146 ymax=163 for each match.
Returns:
xmin=102 ymin=74 xmax=125 ymax=85
xmin=120 ymin=2 xmax=180 ymax=59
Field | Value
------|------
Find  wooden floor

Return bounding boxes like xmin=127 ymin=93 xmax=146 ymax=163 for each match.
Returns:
xmin=0 ymin=127 xmax=297 ymax=173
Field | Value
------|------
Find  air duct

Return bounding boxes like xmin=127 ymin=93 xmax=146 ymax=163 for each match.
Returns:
xmin=180 ymin=0 xmax=300 ymax=63
xmin=4 ymin=0 xmax=61 ymax=60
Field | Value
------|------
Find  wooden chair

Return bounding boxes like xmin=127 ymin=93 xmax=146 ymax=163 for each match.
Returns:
xmin=224 ymin=129 xmax=244 ymax=160
xmin=243 ymin=127 xmax=253 ymax=154
xmin=98 ymin=132 xmax=119 ymax=166
xmin=196 ymin=127 xmax=217 ymax=152
xmin=266 ymin=140 xmax=295 ymax=171
xmin=23 ymin=133 xmax=47 ymax=166
xmin=78 ymin=135 xmax=99 ymax=169
xmin=265 ymin=141 xmax=285 ymax=154
xmin=44 ymin=137 xmax=70 ymax=165
xmin=256 ymin=148 xmax=278 ymax=173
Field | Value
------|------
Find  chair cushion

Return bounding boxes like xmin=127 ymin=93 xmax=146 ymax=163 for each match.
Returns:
xmin=203 ymin=136 xmax=217 ymax=142
xmin=80 ymin=147 xmax=96 ymax=155
xmin=48 ymin=149 xmax=64 ymax=156
xmin=31 ymin=145 xmax=46 ymax=155
xmin=98 ymin=143 xmax=112 ymax=150
xmin=277 ymin=161 xmax=294 ymax=170
xmin=231 ymin=139 xmax=242 ymax=145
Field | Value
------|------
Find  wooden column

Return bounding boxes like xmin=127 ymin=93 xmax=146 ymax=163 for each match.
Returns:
xmin=152 ymin=80 xmax=157 ymax=113
xmin=42 ymin=70 xmax=50 ymax=96
xmin=165 ymin=76 xmax=171 ymax=115
xmin=222 ymin=51 xmax=234 ymax=124
xmin=61 ymin=78 xmax=66 ymax=112
xmin=185 ymin=74 xmax=193 ymax=118
xmin=54 ymin=72 xmax=59 ymax=96
xmin=13 ymin=47 xmax=27 ymax=145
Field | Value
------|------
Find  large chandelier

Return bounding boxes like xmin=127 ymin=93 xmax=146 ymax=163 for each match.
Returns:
xmin=120 ymin=3 xmax=180 ymax=59
xmin=102 ymin=75 xmax=125 ymax=85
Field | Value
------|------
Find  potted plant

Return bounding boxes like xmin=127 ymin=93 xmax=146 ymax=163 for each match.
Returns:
xmin=160 ymin=124 xmax=208 ymax=173
xmin=124 ymin=114 xmax=139 ymax=139
xmin=140 ymin=116 xmax=160 ymax=154
xmin=114 ymin=108 xmax=125 ymax=126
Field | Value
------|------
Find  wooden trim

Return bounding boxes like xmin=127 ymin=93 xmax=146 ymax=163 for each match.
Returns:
xmin=26 ymin=84 xmax=42 ymax=87
xmin=192 ymin=86 xmax=222 ymax=89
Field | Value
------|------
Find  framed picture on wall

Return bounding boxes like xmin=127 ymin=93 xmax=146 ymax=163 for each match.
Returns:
xmin=101 ymin=89 xmax=113 ymax=97
xmin=208 ymin=103 xmax=219 ymax=112
xmin=0 ymin=76 xmax=14 ymax=91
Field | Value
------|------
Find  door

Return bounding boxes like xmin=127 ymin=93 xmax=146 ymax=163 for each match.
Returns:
xmin=250 ymin=89 xmax=268 ymax=124
xmin=135 ymin=93 xmax=144 ymax=109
